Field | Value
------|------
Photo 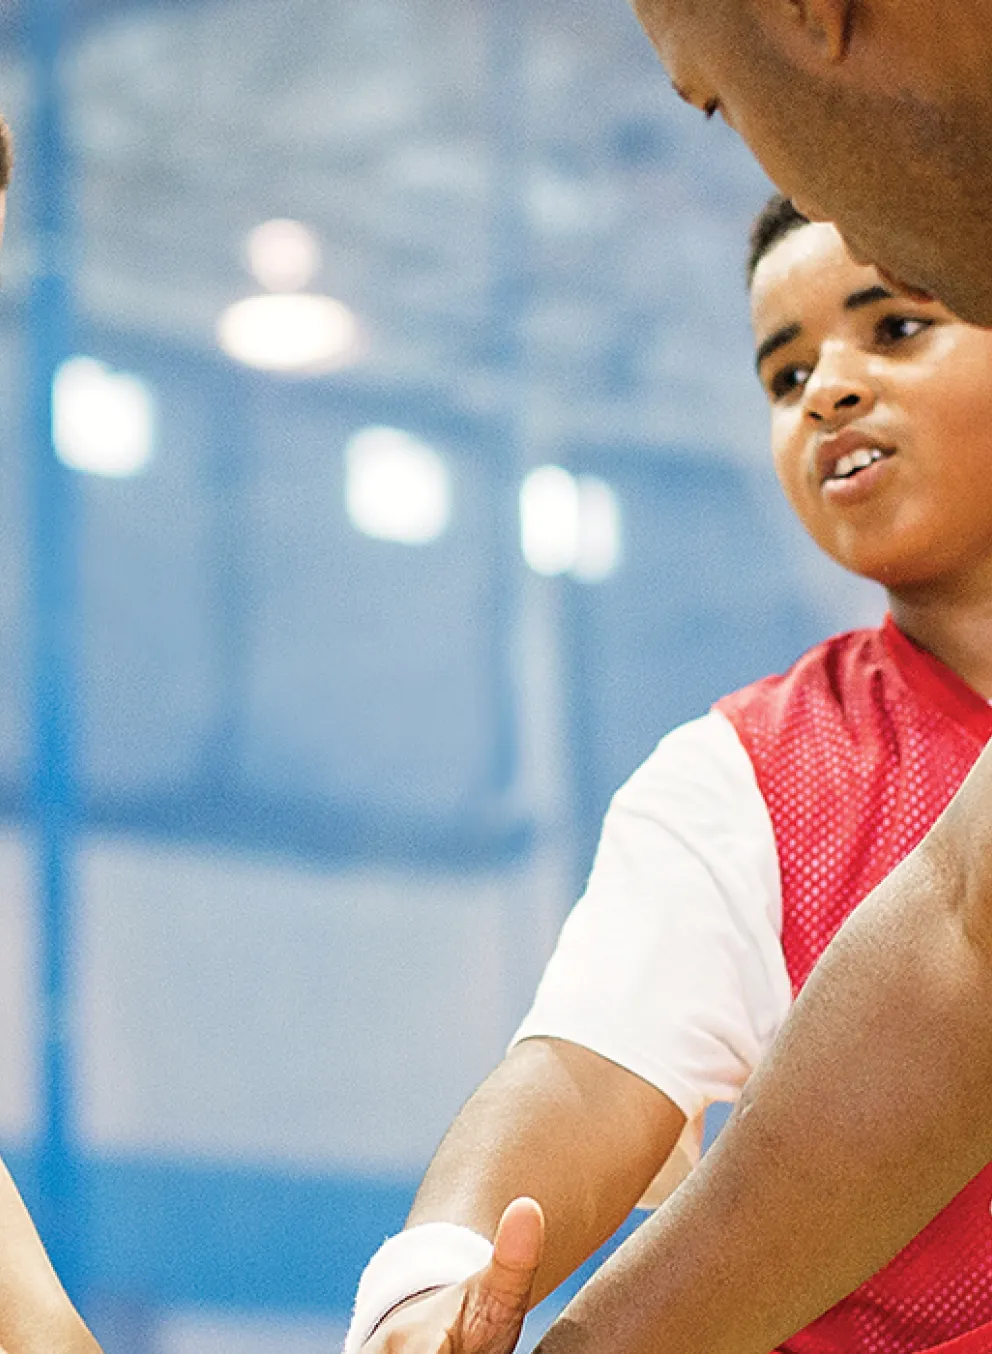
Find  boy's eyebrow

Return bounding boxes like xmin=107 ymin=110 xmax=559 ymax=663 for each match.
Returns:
xmin=756 ymin=285 xmax=900 ymax=373
xmin=845 ymin=284 xmax=893 ymax=310
xmin=755 ymin=322 xmax=801 ymax=373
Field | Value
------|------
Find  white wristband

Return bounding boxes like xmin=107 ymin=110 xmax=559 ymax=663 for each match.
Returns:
xmin=343 ymin=1223 xmax=494 ymax=1354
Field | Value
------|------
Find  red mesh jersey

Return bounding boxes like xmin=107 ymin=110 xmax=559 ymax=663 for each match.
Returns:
xmin=716 ymin=616 xmax=992 ymax=1354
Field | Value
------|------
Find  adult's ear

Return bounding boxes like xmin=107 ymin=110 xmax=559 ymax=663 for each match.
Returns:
xmin=786 ymin=0 xmax=854 ymax=61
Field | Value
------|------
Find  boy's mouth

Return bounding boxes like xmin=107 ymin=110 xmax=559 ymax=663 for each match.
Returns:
xmin=827 ymin=446 xmax=891 ymax=481
xmin=818 ymin=433 xmax=895 ymax=485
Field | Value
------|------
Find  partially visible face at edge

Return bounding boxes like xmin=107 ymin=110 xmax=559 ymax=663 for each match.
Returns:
xmin=633 ymin=0 xmax=992 ymax=325
xmin=750 ymin=221 xmax=992 ymax=592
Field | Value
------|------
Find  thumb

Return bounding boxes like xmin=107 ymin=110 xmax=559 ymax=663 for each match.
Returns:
xmin=457 ymin=1198 xmax=545 ymax=1354
xmin=490 ymin=1196 xmax=545 ymax=1298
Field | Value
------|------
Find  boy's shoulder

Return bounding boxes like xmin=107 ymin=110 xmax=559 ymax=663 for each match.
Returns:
xmin=715 ymin=616 xmax=992 ymax=751
xmin=715 ymin=623 xmax=891 ymax=732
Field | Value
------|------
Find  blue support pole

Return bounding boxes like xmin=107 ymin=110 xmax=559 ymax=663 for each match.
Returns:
xmin=23 ymin=0 xmax=82 ymax=1303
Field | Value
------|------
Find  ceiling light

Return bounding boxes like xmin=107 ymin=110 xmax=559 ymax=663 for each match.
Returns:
xmin=520 ymin=464 xmax=580 ymax=576
xmin=217 ymin=293 xmax=361 ymax=375
xmin=246 ymin=218 xmax=321 ymax=292
xmin=345 ymin=426 xmax=451 ymax=545
xmin=52 ymin=357 xmax=155 ymax=478
xmin=520 ymin=465 xmax=621 ymax=581
xmin=573 ymin=476 xmax=621 ymax=582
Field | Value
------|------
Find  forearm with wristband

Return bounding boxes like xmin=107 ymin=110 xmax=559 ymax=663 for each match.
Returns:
xmin=344 ymin=1223 xmax=494 ymax=1354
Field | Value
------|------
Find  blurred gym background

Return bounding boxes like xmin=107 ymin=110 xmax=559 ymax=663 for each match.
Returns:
xmin=0 ymin=1 xmax=879 ymax=1350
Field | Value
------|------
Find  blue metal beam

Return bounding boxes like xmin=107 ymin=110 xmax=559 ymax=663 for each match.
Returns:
xmin=24 ymin=0 xmax=83 ymax=1304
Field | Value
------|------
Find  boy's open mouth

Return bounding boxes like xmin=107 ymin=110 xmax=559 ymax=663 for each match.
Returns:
xmin=826 ymin=445 xmax=894 ymax=482
xmin=818 ymin=432 xmax=896 ymax=485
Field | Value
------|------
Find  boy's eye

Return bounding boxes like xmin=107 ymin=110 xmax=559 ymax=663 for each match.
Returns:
xmin=769 ymin=363 xmax=811 ymax=400
xmin=876 ymin=314 xmax=932 ymax=344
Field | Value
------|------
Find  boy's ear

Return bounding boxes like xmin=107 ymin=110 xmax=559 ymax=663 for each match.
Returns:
xmin=785 ymin=0 xmax=854 ymax=61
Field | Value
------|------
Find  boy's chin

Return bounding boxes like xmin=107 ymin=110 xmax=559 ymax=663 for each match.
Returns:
xmin=829 ymin=552 xmax=917 ymax=592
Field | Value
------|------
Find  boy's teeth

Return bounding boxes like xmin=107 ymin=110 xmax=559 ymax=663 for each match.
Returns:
xmin=832 ymin=446 xmax=884 ymax=479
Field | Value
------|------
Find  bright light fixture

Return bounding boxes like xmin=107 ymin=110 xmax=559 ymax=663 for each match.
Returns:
xmin=573 ymin=475 xmax=622 ymax=582
xmin=520 ymin=464 xmax=580 ymax=576
xmin=217 ymin=293 xmax=361 ymax=375
xmin=52 ymin=357 xmax=155 ymax=477
xmin=247 ymin=218 xmax=321 ymax=292
xmin=345 ymin=426 xmax=451 ymax=545
xmin=520 ymin=465 xmax=621 ymax=581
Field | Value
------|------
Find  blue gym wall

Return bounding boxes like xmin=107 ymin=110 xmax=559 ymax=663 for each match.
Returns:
xmin=0 ymin=2 xmax=881 ymax=1350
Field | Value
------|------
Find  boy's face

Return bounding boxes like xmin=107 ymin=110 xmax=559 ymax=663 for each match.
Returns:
xmin=633 ymin=0 xmax=992 ymax=326
xmin=751 ymin=222 xmax=992 ymax=591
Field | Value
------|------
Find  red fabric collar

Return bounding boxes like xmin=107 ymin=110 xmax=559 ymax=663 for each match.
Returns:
xmin=881 ymin=614 xmax=992 ymax=744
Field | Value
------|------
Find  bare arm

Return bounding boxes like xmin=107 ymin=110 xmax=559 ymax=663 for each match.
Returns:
xmin=0 ymin=1157 xmax=101 ymax=1354
xmin=536 ymin=747 xmax=992 ymax=1354
xmin=409 ymin=1036 xmax=686 ymax=1302
xmin=363 ymin=1035 xmax=687 ymax=1354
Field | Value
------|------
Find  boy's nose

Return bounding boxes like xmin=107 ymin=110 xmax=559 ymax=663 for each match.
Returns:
xmin=804 ymin=373 xmax=877 ymax=425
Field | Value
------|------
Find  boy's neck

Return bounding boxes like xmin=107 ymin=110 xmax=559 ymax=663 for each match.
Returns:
xmin=889 ymin=584 xmax=992 ymax=700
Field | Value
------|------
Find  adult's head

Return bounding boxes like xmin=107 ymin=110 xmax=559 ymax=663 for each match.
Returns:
xmin=748 ymin=193 xmax=992 ymax=608
xmin=632 ymin=0 xmax=992 ymax=325
xmin=0 ymin=116 xmax=11 ymax=251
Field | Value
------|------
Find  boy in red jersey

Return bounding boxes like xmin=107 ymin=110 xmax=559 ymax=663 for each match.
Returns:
xmin=347 ymin=197 xmax=992 ymax=1354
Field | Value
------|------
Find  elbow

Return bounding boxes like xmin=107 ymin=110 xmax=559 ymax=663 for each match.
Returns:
xmin=961 ymin=878 xmax=992 ymax=970
xmin=925 ymin=743 xmax=992 ymax=963
xmin=927 ymin=803 xmax=992 ymax=967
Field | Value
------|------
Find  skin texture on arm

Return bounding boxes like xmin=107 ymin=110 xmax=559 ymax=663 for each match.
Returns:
xmin=533 ymin=747 xmax=992 ymax=1354
xmin=0 ymin=1157 xmax=102 ymax=1354
xmin=407 ymin=1036 xmax=687 ymax=1301
xmin=365 ymin=1035 xmax=687 ymax=1354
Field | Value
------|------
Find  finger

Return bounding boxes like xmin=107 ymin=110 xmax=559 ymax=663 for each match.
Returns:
xmin=455 ymin=1198 xmax=545 ymax=1354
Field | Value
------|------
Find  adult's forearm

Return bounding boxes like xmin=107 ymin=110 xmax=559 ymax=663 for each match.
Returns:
xmin=537 ymin=796 xmax=992 ymax=1354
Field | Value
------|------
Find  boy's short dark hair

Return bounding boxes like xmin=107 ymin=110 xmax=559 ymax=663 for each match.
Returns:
xmin=0 ymin=117 xmax=12 ymax=191
xmin=747 ymin=193 xmax=809 ymax=284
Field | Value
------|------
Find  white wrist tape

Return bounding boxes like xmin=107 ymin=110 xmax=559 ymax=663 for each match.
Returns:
xmin=343 ymin=1222 xmax=494 ymax=1354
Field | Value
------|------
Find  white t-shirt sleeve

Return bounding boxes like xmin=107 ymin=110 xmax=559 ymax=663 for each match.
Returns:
xmin=511 ymin=708 xmax=792 ymax=1124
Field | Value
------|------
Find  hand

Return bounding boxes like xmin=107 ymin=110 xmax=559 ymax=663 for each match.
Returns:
xmin=367 ymin=1198 xmax=545 ymax=1354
